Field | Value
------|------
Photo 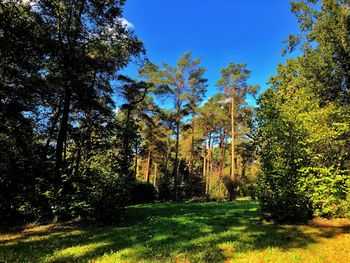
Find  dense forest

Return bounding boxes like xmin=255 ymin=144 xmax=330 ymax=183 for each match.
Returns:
xmin=1 ymin=0 xmax=350 ymax=228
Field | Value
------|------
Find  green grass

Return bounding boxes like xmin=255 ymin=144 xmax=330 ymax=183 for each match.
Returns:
xmin=1 ymin=200 xmax=350 ymax=262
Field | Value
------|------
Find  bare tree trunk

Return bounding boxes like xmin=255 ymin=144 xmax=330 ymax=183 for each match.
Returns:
xmin=219 ymin=128 xmax=225 ymax=179
xmin=153 ymin=162 xmax=158 ymax=187
xmin=189 ymin=114 xmax=195 ymax=185
xmin=121 ymin=107 xmax=132 ymax=177
xmin=231 ymin=86 xmax=235 ymax=179
xmin=218 ymin=128 xmax=224 ymax=195
xmin=146 ymin=150 xmax=152 ymax=183
xmin=206 ymin=131 xmax=212 ymax=198
xmin=172 ymin=99 xmax=181 ymax=196
xmin=224 ymin=129 xmax=227 ymax=174
xmin=202 ymin=126 xmax=207 ymax=196
xmin=164 ymin=143 xmax=171 ymax=179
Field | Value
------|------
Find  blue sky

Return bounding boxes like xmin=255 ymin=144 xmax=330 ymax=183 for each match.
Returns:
xmin=121 ymin=0 xmax=300 ymax=105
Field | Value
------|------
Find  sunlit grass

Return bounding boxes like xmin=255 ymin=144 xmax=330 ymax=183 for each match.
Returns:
xmin=1 ymin=200 xmax=350 ymax=262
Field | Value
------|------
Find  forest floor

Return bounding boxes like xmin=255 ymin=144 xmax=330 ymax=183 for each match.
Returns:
xmin=1 ymin=200 xmax=350 ymax=263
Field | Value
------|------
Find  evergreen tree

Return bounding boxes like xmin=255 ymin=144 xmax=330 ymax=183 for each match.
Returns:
xmin=140 ymin=51 xmax=207 ymax=198
xmin=216 ymin=63 xmax=258 ymax=180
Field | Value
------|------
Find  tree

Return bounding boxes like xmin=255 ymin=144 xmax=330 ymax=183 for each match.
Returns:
xmin=41 ymin=0 xmax=144 ymax=219
xmin=184 ymin=57 xmax=207 ymax=181
xmin=30 ymin=0 xmax=144 ymax=171
xmin=257 ymin=56 xmax=350 ymax=221
xmin=256 ymin=77 xmax=313 ymax=222
xmin=117 ymin=76 xmax=152 ymax=177
xmin=140 ymin=51 xmax=207 ymax=197
xmin=216 ymin=63 xmax=258 ymax=180
xmin=286 ymin=0 xmax=350 ymax=105
xmin=198 ymin=99 xmax=216 ymax=197
xmin=0 ymin=0 xmax=146 ymax=223
xmin=0 ymin=0 xmax=51 ymax=223
xmin=255 ymin=0 xmax=350 ymax=221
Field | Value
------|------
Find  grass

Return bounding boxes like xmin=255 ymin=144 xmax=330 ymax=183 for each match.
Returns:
xmin=1 ymin=199 xmax=350 ymax=263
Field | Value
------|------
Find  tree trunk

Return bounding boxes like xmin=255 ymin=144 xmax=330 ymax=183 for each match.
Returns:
xmin=164 ymin=141 xmax=171 ymax=180
xmin=219 ymin=128 xmax=226 ymax=196
xmin=122 ymin=107 xmax=132 ymax=177
xmin=202 ymin=126 xmax=207 ymax=196
xmin=44 ymin=100 xmax=63 ymax=159
xmin=206 ymin=131 xmax=212 ymax=198
xmin=219 ymin=128 xmax=225 ymax=179
xmin=55 ymin=87 xmax=72 ymax=171
xmin=74 ymin=145 xmax=81 ymax=176
xmin=189 ymin=114 xmax=195 ymax=185
xmin=231 ymin=86 xmax=235 ymax=179
xmin=172 ymin=99 xmax=181 ymax=196
xmin=146 ymin=150 xmax=152 ymax=183
xmin=153 ymin=162 xmax=158 ymax=187
xmin=134 ymin=139 xmax=138 ymax=177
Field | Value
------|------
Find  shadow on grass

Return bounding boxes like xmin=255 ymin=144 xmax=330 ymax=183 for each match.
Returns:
xmin=1 ymin=201 xmax=349 ymax=262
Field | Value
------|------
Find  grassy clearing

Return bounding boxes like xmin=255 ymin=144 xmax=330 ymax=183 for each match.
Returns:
xmin=1 ymin=200 xmax=350 ymax=263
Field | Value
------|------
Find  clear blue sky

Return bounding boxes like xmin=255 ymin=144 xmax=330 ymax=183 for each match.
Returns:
xmin=121 ymin=0 xmax=300 ymax=105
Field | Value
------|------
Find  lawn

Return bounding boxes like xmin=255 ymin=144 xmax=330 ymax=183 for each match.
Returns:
xmin=1 ymin=200 xmax=350 ymax=263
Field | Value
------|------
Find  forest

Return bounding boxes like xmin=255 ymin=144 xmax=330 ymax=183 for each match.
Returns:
xmin=1 ymin=0 xmax=350 ymax=262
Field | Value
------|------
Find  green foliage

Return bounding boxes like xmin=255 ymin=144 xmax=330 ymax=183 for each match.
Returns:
xmin=157 ymin=178 xmax=175 ymax=201
xmin=257 ymin=171 xmax=312 ymax=222
xmin=216 ymin=63 xmax=259 ymax=98
xmin=222 ymin=175 xmax=240 ymax=201
xmin=140 ymin=52 xmax=207 ymax=197
xmin=5 ymin=0 xmax=350 ymax=229
xmin=257 ymin=78 xmax=350 ymax=220
xmin=0 ymin=1 xmax=52 ymax=223
xmin=257 ymin=0 xmax=350 ymax=221
xmin=256 ymin=85 xmax=313 ymax=222
xmin=130 ymin=182 xmax=156 ymax=205
xmin=299 ymin=167 xmax=350 ymax=218
xmin=0 ymin=0 xmax=144 ymax=224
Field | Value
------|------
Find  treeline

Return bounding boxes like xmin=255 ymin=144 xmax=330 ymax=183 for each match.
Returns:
xmin=1 ymin=0 xmax=259 ymax=225
xmin=135 ymin=58 xmax=259 ymax=201
xmin=2 ymin=0 xmax=350 ymax=226
xmin=256 ymin=0 xmax=350 ymax=222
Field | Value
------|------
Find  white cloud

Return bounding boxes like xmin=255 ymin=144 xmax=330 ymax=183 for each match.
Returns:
xmin=18 ymin=1 xmax=134 ymax=28
xmin=120 ymin=18 xmax=134 ymax=30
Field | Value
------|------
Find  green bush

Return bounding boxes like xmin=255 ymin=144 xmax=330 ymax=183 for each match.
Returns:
xmin=129 ymin=181 xmax=156 ymax=205
xmin=256 ymin=172 xmax=313 ymax=222
xmin=222 ymin=176 xmax=241 ymax=201
xmin=51 ymin=171 xmax=132 ymax=223
xmin=91 ymin=175 xmax=131 ymax=222
xmin=158 ymin=178 xmax=175 ymax=201
xmin=299 ymin=167 xmax=350 ymax=218
xmin=247 ymin=184 xmax=256 ymax=200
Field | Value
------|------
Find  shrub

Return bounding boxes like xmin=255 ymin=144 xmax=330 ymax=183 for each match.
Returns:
xmin=222 ymin=176 xmax=241 ymax=201
xmin=129 ymin=181 xmax=156 ymax=205
xmin=54 ymin=172 xmax=132 ymax=223
xmin=158 ymin=178 xmax=174 ymax=201
xmin=256 ymin=171 xmax=313 ymax=223
xmin=247 ymin=184 xmax=256 ymax=200
xmin=299 ymin=167 xmax=350 ymax=218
